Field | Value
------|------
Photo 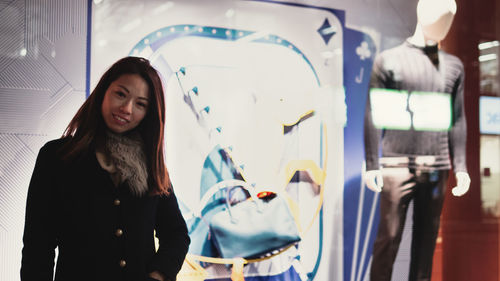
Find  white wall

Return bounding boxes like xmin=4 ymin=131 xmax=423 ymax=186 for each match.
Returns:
xmin=0 ymin=1 xmax=88 ymax=280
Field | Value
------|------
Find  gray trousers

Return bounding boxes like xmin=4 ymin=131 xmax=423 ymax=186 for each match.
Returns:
xmin=370 ymin=168 xmax=449 ymax=281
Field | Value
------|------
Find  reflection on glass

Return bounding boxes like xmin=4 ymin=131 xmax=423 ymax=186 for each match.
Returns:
xmin=478 ymin=40 xmax=500 ymax=218
xmin=479 ymin=40 xmax=499 ymax=95
xmin=480 ymin=135 xmax=500 ymax=217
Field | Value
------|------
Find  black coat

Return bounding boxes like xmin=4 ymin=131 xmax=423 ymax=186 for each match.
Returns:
xmin=21 ymin=138 xmax=190 ymax=281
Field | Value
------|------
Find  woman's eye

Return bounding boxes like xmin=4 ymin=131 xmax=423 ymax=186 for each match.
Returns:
xmin=115 ymin=91 xmax=126 ymax=98
xmin=137 ymin=102 xmax=148 ymax=108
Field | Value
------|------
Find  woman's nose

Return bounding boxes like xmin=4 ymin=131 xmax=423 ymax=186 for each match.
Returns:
xmin=120 ymin=100 xmax=133 ymax=114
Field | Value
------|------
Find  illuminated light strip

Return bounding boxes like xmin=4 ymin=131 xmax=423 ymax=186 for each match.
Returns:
xmin=356 ymin=191 xmax=379 ymax=281
xmin=369 ymin=88 xmax=411 ymax=131
xmin=350 ymin=171 xmax=366 ymax=281
xmin=409 ymin=91 xmax=452 ymax=131
xmin=478 ymin=40 xmax=499 ymax=50
xmin=363 ymin=257 xmax=373 ymax=281
xmin=370 ymin=88 xmax=452 ymax=131
xmin=479 ymin=53 xmax=497 ymax=62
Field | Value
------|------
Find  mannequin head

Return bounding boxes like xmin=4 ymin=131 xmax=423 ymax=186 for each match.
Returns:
xmin=410 ymin=0 xmax=457 ymax=46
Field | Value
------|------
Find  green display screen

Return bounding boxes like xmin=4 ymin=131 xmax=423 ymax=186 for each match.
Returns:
xmin=370 ymin=88 xmax=452 ymax=131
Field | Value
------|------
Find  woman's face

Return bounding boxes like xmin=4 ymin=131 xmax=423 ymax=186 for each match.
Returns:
xmin=101 ymin=74 xmax=150 ymax=134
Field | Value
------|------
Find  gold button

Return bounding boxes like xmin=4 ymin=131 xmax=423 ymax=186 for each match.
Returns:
xmin=119 ymin=259 xmax=126 ymax=267
xmin=115 ymin=229 xmax=123 ymax=237
xmin=113 ymin=199 xmax=121 ymax=206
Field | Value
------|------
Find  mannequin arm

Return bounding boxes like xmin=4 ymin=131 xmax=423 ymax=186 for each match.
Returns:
xmin=365 ymin=170 xmax=384 ymax=192
xmin=451 ymin=171 xmax=470 ymax=197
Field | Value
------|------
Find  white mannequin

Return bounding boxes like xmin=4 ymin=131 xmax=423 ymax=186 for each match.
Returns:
xmin=408 ymin=0 xmax=456 ymax=47
xmin=365 ymin=0 xmax=471 ymax=197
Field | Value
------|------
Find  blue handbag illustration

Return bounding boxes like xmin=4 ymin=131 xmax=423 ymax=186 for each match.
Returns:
xmin=186 ymin=146 xmax=245 ymax=259
xmin=208 ymin=180 xmax=301 ymax=259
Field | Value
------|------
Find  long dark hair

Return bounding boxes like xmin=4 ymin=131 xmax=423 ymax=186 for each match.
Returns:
xmin=61 ymin=56 xmax=171 ymax=195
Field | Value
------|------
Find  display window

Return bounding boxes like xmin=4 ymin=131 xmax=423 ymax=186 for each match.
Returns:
xmin=0 ymin=0 xmax=498 ymax=280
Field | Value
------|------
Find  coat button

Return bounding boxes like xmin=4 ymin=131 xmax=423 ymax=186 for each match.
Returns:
xmin=115 ymin=229 xmax=123 ymax=237
xmin=114 ymin=199 xmax=121 ymax=206
xmin=119 ymin=259 xmax=126 ymax=267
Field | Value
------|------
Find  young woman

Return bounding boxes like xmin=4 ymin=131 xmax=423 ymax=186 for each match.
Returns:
xmin=21 ymin=57 xmax=190 ymax=281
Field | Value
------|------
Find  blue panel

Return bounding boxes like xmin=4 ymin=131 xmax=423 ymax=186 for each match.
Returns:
xmin=343 ymin=26 xmax=378 ymax=281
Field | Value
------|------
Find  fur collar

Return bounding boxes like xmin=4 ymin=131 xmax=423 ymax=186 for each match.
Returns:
xmin=96 ymin=131 xmax=149 ymax=197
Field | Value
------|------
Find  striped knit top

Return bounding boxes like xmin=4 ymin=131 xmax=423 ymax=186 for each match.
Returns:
xmin=364 ymin=40 xmax=467 ymax=172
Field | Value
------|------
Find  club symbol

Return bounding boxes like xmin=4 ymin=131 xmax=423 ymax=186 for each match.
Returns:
xmin=356 ymin=41 xmax=371 ymax=60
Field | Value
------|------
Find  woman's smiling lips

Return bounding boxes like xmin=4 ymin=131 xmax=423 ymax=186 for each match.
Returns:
xmin=112 ymin=113 xmax=130 ymax=125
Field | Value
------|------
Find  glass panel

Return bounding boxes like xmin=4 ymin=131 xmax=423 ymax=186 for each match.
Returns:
xmin=479 ymin=40 xmax=500 ymax=218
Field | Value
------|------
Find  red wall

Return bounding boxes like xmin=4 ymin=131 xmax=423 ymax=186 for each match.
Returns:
xmin=436 ymin=0 xmax=500 ymax=280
